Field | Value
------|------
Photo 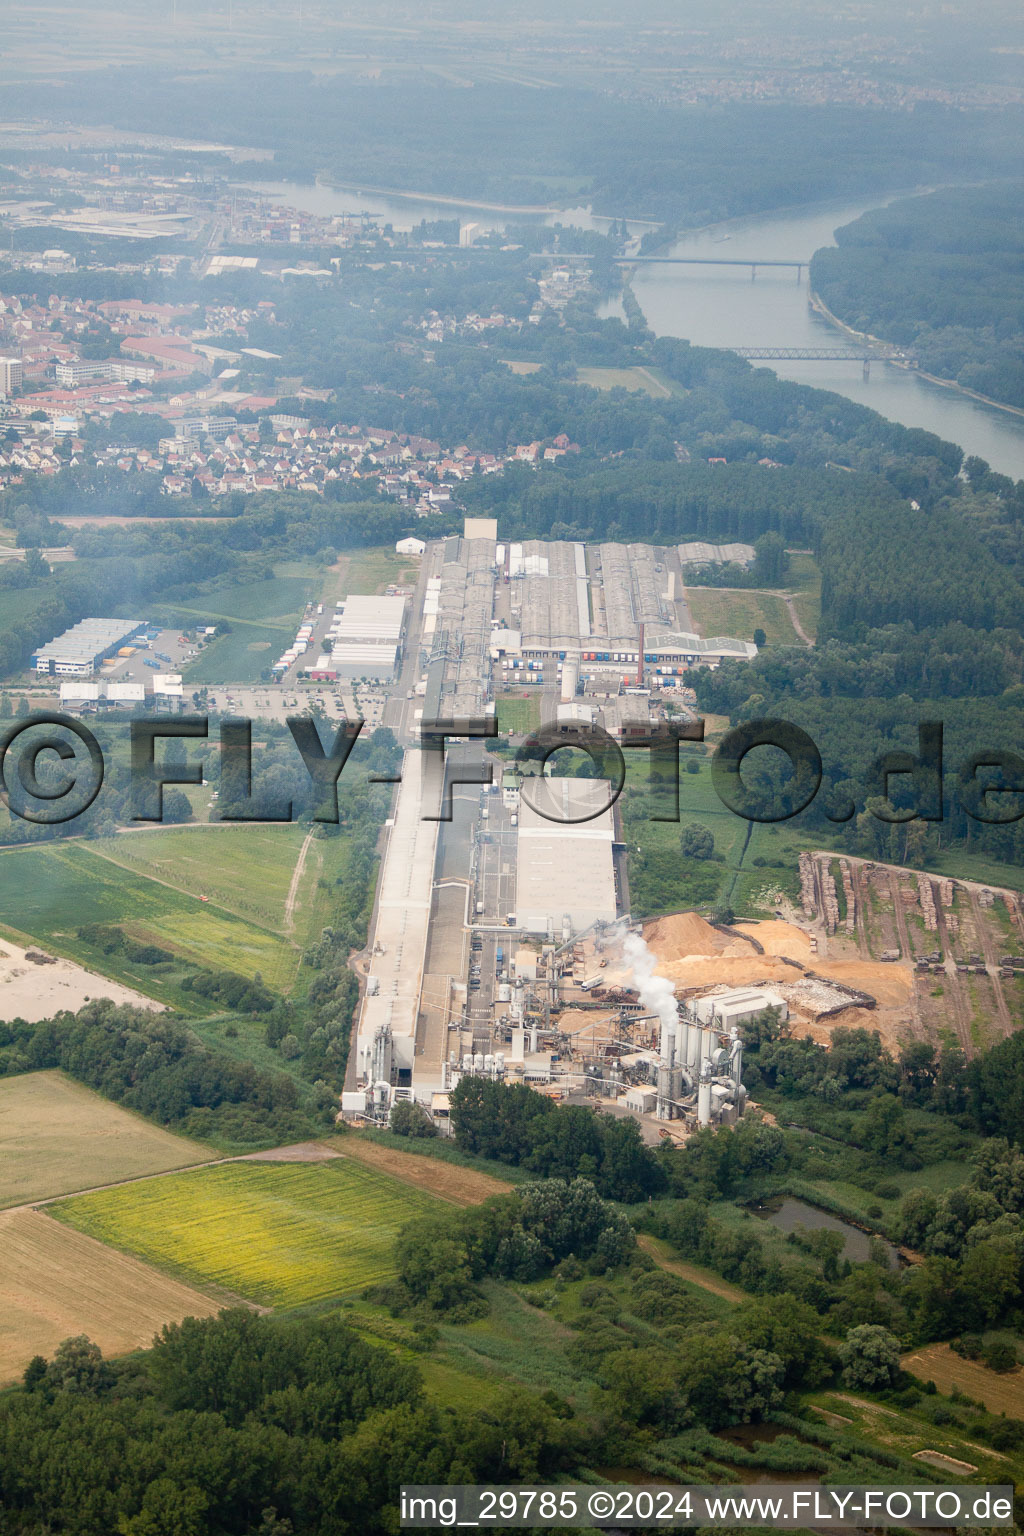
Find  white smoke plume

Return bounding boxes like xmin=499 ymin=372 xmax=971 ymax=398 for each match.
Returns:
xmin=622 ymin=930 xmax=677 ymax=1033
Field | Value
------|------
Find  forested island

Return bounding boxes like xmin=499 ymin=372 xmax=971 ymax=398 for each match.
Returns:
xmin=810 ymin=184 xmax=1024 ymax=412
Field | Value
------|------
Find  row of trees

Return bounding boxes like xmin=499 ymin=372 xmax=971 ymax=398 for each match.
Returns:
xmin=0 ymin=1000 xmax=323 ymax=1148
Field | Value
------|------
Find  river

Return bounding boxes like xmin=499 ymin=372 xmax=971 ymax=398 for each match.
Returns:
xmin=231 ymin=178 xmax=653 ymax=238
xmin=236 ymin=179 xmax=1024 ymax=479
xmin=599 ymin=195 xmax=1024 ymax=480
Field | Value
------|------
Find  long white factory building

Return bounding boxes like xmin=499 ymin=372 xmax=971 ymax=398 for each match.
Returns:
xmin=352 ymin=747 xmax=439 ymax=1100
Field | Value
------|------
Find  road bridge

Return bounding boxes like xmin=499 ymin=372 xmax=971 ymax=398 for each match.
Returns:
xmin=730 ymin=345 xmax=895 ymax=379
xmin=614 ymin=255 xmax=807 ymax=279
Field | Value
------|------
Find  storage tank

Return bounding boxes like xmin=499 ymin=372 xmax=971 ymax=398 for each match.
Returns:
xmin=686 ymin=1024 xmax=702 ymax=1070
xmin=474 ymin=1051 xmax=485 ymax=1071
xmin=730 ymin=1028 xmax=743 ymax=1086
xmin=697 ymin=1069 xmax=713 ymax=1127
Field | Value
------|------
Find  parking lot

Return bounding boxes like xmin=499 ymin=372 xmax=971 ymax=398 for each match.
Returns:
xmin=203 ymin=683 xmax=349 ymax=724
xmin=100 ymin=626 xmax=194 ymax=685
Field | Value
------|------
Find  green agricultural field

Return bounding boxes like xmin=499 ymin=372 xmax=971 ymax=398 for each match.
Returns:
xmin=87 ymin=822 xmax=346 ymax=947
xmin=184 ymin=625 xmax=290 ymax=684
xmin=150 ymin=570 xmax=317 ymax=684
xmin=3 ymin=586 xmax=51 ymax=634
xmin=0 ymin=842 xmax=300 ymax=995
xmin=54 ymin=1159 xmax=438 ymax=1307
xmin=0 ymin=1070 xmax=211 ymax=1208
xmin=687 ymin=587 xmax=800 ymax=647
xmin=159 ymin=573 xmax=315 ymax=626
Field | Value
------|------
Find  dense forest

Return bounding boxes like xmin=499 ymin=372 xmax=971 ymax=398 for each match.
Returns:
xmin=810 ymin=184 xmax=1024 ymax=410
xmin=2 ymin=70 xmax=1022 ymax=224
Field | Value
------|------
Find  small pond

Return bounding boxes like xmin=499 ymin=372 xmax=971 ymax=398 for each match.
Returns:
xmin=753 ymin=1197 xmax=899 ymax=1269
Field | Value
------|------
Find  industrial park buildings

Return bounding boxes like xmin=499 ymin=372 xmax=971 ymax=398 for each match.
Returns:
xmin=31 ymin=618 xmax=146 ymax=677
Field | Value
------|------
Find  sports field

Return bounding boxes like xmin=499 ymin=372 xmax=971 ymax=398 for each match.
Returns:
xmin=496 ymin=695 xmax=541 ymax=734
xmin=0 ymin=1209 xmax=222 ymax=1385
xmin=55 ymin=1159 xmax=439 ymax=1307
xmin=0 ymin=842 xmax=301 ymax=994
xmin=576 ymin=365 xmax=677 ymax=397
xmin=0 ymin=1071 xmax=211 ymax=1208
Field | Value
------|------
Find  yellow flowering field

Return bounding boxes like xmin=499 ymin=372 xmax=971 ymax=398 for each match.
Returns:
xmin=53 ymin=1158 xmax=437 ymax=1307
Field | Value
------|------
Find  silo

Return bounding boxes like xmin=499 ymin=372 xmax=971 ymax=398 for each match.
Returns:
xmin=474 ymin=1051 xmax=485 ymax=1071
xmin=675 ymin=1017 xmax=690 ymax=1070
xmin=697 ymin=1070 xmax=713 ymax=1126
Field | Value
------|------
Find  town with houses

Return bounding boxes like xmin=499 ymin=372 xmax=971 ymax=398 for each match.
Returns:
xmin=0 ymin=140 xmax=604 ymax=502
xmin=0 ymin=285 xmax=587 ymax=503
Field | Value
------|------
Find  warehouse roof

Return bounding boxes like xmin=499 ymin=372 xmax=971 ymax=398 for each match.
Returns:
xmin=332 ymin=594 xmax=407 ymax=644
xmin=32 ymin=617 xmax=145 ymax=666
xmin=515 ymin=776 xmax=619 ymax=935
xmin=678 ymin=541 xmax=755 ymax=567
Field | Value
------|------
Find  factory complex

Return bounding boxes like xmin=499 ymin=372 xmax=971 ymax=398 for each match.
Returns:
xmin=347 ymin=520 xmax=774 ymax=1143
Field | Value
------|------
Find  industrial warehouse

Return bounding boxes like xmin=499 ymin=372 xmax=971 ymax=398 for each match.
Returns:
xmin=275 ymin=592 xmax=409 ymax=681
xmin=31 ymin=618 xmax=147 ymax=676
